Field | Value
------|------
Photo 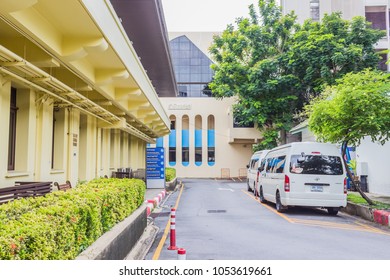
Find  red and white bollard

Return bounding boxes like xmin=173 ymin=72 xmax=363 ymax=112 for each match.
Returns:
xmin=167 ymin=208 xmax=178 ymax=250
xmin=146 ymin=199 xmax=155 ymax=216
xmin=177 ymin=248 xmax=186 ymax=260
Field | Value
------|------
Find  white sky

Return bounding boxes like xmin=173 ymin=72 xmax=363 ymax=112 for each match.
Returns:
xmin=161 ymin=0 xmax=259 ymax=32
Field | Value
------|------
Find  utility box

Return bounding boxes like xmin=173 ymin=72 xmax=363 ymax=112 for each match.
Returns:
xmin=357 ymin=162 xmax=368 ymax=176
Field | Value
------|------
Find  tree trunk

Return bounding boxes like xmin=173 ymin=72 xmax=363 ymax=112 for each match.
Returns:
xmin=341 ymin=141 xmax=374 ymax=205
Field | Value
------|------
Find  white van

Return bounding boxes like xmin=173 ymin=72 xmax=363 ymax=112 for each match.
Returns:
xmin=257 ymin=142 xmax=346 ymax=215
xmin=246 ymin=150 xmax=269 ymax=193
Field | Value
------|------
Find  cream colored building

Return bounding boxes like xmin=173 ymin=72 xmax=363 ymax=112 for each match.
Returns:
xmin=151 ymin=33 xmax=262 ymax=179
xmin=158 ymin=97 xmax=262 ymax=178
xmin=0 ymin=0 xmax=176 ymax=188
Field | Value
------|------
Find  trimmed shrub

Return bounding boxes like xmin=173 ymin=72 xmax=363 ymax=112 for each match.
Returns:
xmin=165 ymin=168 xmax=176 ymax=182
xmin=0 ymin=178 xmax=145 ymax=260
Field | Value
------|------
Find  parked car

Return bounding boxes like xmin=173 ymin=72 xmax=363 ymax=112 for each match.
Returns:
xmin=257 ymin=142 xmax=347 ymax=215
xmin=246 ymin=150 xmax=269 ymax=193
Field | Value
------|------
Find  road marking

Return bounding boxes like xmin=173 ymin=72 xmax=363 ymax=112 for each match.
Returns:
xmin=152 ymin=183 xmax=185 ymax=260
xmin=241 ymin=189 xmax=390 ymax=236
xmin=241 ymin=189 xmax=295 ymax=224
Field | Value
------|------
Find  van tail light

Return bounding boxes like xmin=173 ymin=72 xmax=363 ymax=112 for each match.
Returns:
xmin=284 ymin=175 xmax=290 ymax=192
xmin=344 ymin=177 xmax=347 ymax=194
xmin=256 ymin=171 xmax=260 ymax=182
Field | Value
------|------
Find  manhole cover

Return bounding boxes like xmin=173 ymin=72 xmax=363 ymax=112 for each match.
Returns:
xmin=207 ymin=210 xmax=227 ymax=213
xmin=150 ymin=212 xmax=171 ymax=218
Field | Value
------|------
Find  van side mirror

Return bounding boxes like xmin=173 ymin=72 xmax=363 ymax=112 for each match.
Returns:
xmin=246 ymin=164 xmax=250 ymax=169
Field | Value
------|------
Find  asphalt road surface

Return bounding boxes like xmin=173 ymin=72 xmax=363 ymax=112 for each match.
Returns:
xmin=145 ymin=179 xmax=390 ymax=260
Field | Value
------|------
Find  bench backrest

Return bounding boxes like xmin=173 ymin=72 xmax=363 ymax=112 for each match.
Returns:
xmin=54 ymin=180 xmax=72 ymax=191
xmin=0 ymin=182 xmax=52 ymax=204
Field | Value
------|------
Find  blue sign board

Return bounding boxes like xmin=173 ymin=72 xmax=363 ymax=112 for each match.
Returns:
xmin=146 ymin=147 xmax=165 ymax=180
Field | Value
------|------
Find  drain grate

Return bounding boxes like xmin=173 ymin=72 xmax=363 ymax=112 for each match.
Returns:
xmin=207 ymin=210 xmax=227 ymax=213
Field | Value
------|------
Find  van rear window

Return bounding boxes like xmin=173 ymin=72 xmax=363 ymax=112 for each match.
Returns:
xmin=290 ymin=155 xmax=343 ymax=175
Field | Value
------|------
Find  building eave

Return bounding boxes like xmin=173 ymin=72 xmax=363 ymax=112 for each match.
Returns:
xmin=0 ymin=0 xmax=171 ymax=140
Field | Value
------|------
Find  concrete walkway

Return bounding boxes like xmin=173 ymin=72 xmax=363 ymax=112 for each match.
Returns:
xmin=363 ymin=192 xmax=390 ymax=205
xmin=125 ymin=187 xmax=173 ymax=260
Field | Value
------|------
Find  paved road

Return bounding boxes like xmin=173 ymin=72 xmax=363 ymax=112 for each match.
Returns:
xmin=145 ymin=179 xmax=390 ymax=260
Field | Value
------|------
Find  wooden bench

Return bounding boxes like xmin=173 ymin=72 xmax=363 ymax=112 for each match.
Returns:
xmin=54 ymin=180 xmax=72 ymax=191
xmin=0 ymin=181 xmax=52 ymax=204
xmin=112 ymin=168 xmax=132 ymax=179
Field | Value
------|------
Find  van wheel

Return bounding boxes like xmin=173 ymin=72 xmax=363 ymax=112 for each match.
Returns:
xmin=275 ymin=191 xmax=285 ymax=213
xmin=259 ymin=186 xmax=266 ymax=203
xmin=247 ymin=179 xmax=251 ymax=192
xmin=327 ymin=207 xmax=339 ymax=216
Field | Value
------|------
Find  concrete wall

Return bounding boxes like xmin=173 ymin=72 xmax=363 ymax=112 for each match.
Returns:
xmin=159 ymin=97 xmax=259 ymax=178
xmin=356 ymin=137 xmax=390 ymax=195
xmin=281 ymin=0 xmax=365 ymax=23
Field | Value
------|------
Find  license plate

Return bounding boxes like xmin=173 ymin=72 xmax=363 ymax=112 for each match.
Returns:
xmin=310 ymin=185 xmax=323 ymax=192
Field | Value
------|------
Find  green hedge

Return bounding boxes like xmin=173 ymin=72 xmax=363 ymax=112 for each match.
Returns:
xmin=0 ymin=178 xmax=145 ymax=260
xmin=165 ymin=167 xmax=176 ymax=182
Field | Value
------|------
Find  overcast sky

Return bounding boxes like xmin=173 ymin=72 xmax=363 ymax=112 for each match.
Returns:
xmin=161 ymin=0 xmax=259 ymax=32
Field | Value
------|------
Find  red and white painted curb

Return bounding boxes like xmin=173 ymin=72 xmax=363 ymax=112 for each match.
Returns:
xmin=373 ymin=209 xmax=390 ymax=227
xmin=145 ymin=190 xmax=167 ymax=216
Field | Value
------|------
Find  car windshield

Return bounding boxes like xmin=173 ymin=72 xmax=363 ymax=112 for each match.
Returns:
xmin=290 ymin=154 xmax=343 ymax=175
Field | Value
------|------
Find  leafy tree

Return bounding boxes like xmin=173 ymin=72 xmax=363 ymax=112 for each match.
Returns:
xmin=305 ymin=69 xmax=390 ymax=204
xmin=209 ymin=0 xmax=300 ymax=149
xmin=289 ymin=13 xmax=385 ymax=104
xmin=209 ymin=1 xmax=385 ymax=151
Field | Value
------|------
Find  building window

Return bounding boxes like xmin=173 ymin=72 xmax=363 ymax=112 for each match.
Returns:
xmin=182 ymin=147 xmax=189 ymax=165
xmin=182 ymin=115 xmax=189 ymax=166
xmin=8 ymin=88 xmax=17 ymax=171
xmin=365 ymin=6 xmax=387 ymax=31
xmin=170 ymin=120 xmax=176 ymax=130
xmin=169 ymin=116 xmax=177 ymax=166
xmin=207 ymin=115 xmax=215 ymax=166
xmin=310 ymin=0 xmax=320 ymax=22
xmin=195 ymin=115 xmax=202 ymax=166
xmin=170 ymin=35 xmax=215 ymax=97
xmin=169 ymin=147 xmax=176 ymax=166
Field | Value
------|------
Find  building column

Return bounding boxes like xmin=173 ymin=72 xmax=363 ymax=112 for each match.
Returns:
xmin=34 ymin=95 xmax=54 ymax=181
xmin=78 ymin=114 xmax=98 ymax=181
xmin=0 ymin=78 xmax=11 ymax=183
xmin=176 ymin=113 xmax=183 ymax=166
xmin=130 ymin=135 xmax=139 ymax=169
xmin=66 ymin=108 xmax=80 ymax=186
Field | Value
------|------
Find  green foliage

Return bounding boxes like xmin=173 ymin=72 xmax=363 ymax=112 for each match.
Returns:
xmin=0 ymin=178 xmax=145 ymax=260
xmin=306 ymin=69 xmax=390 ymax=146
xmin=209 ymin=1 xmax=384 ymax=148
xmin=209 ymin=0 xmax=299 ymax=147
xmin=165 ymin=167 xmax=176 ymax=182
xmin=348 ymin=193 xmax=390 ymax=209
xmin=253 ymin=128 xmax=279 ymax=151
xmin=289 ymin=13 xmax=385 ymax=102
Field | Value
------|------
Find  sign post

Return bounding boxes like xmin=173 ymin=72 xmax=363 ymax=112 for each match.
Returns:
xmin=146 ymin=147 xmax=165 ymax=189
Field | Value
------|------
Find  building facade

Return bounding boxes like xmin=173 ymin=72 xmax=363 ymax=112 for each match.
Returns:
xmin=154 ymin=33 xmax=263 ymax=179
xmin=0 ymin=0 xmax=175 ymax=188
